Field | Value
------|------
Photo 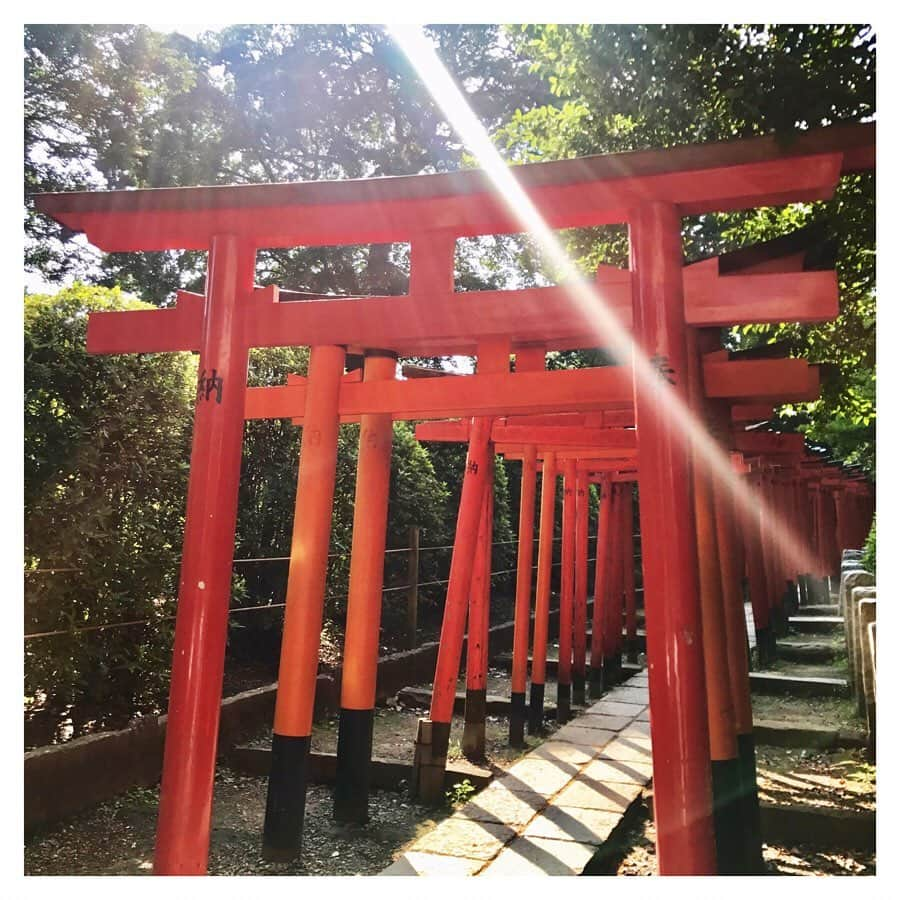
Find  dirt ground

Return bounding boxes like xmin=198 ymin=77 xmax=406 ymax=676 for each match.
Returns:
xmin=755 ymin=745 xmax=875 ymax=813
xmin=751 ymin=691 xmax=860 ymax=733
xmin=609 ymin=797 xmax=875 ymax=876
xmin=24 ymin=771 xmax=450 ymax=876
xmin=25 ymin=698 xmax=551 ymax=877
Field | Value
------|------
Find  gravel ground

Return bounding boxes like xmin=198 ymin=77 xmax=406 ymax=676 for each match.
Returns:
xmin=25 ymin=770 xmax=450 ymax=876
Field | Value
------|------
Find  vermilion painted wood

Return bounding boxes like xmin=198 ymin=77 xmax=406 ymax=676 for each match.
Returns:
xmin=85 ymin=267 xmax=838 ymax=357
xmin=558 ymin=459 xmax=577 ymax=691
xmin=245 ymin=358 xmax=817 ymax=425
xmin=269 ymin=346 xmax=347 ymax=737
xmin=629 ymin=202 xmax=716 ymax=874
xmin=601 ymin=485 xmax=623 ymax=661
xmin=340 ymin=355 xmax=396 ymax=712
xmin=530 ymin=453 xmax=558 ymax=700
xmin=589 ymin=478 xmax=611 ymax=674
xmin=511 ymin=446 xmax=538 ymax=699
xmin=686 ymin=330 xmax=738 ymax=763
xmin=743 ymin=472 xmax=772 ymax=635
xmin=37 ymin=126 xmax=866 ymax=250
xmin=154 ymin=237 xmax=255 ymax=875
xmin=429 ymin=417 xmax=494 ymax=725
xmin=246 ymin=367 xmax=632 ymax=422
xmin=622 ymin=486 xmax=637 ymax=654
xmin=573 ymin=469 xmax=590 ymax=687
xmin=732 ymin=431 xmax=805 ymax=455
xmin=466 ymin=456 xmax=493 ymax=694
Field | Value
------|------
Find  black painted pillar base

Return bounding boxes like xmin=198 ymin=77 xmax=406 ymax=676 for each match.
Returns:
xmin=572 ymin=672 xmax=586 ymax=706
xmin=462 ymin=688 xmax=487 ymax=760
xmin=527 ymin=682 xmax=545 ymax=735
xmin=798 ymin=574 xmax=810 ymax=608
xmin=263 ymin=733 xmax=311 ymax=860
xmin=785 ymin=580 xmax=799 ymax=617
xmin=711 ymin=757 xmax=745 ymax=875
xmin=625 ymin=638 xmax=640 ymax=664
xmin=755 ymin=626 xmax=771 ymax=668
xmin=556 ymin=682 xmax=571 ymax=724
xmin=603 ymin=653 xmax=622 ymax=689
xmin=333 ymin=708 xmax=375 ymax=823
xmin=588 ymin=665 xmax=604 ymax=699
xmin=737 ymin=732 xmax=765 ymax=874
xmin=412 ymin=718 xmax=451 ymax=805
xmin=509 ymin=691 xmax=527 ymax=747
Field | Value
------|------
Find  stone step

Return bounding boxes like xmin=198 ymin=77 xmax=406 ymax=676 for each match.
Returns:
xmin=749 ymin=670 xmax=849 ymax=698
xmin=752 ymin=718 xmax=866 ymax=750
xmin=777 ymin=640 xmax=840 ymax=664
xmin=798 ymin=604 xmax=840 ymax=617
xmin=788 ymin=615 xmax=844 ymax=634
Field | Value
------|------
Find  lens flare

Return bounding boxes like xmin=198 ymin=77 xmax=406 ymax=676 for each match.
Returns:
xmin=388 ymin=24 xmax=817 ymax=580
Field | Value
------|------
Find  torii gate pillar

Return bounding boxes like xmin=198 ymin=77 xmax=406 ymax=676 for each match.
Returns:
xmin=629 ymin=203 xmax=717 ymax=874
xmin=154 ymin=235 xmax=255 ymax=874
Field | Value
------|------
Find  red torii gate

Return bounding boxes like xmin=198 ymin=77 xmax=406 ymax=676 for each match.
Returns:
xmin=33 ymin=121 xmax=873 ymax=876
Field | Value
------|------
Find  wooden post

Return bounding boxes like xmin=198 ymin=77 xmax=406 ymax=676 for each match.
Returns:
xmin=629 ymin=201 xmax=717 ymax=874
xmin=154 ymin=236 xmax=255 ymax=875
xmin=262 ymin=344 xmax=346 ymax=860
xmin=407 ymin=526 xmax=420 ymax=650
xmin=334 ymin=351 xmax=396 ymax=824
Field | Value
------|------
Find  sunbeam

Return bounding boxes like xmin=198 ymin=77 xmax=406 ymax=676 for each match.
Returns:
xmin=388 ymin=23 xmax=818 ymax=581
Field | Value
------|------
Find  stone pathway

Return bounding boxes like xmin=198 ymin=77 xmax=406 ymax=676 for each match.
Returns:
xmin=381 ymin=670 xmax=651 ymax=876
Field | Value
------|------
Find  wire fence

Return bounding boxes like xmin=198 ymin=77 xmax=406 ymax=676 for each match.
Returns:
xmin=26 ymin=533 xmax=621 ymax=642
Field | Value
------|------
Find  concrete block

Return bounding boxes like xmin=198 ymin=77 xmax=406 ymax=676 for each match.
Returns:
xmin=579 ymin=757 xmax=653 ymax=786
xmin=857 ymin=599 xmax=876 ymax=728
xmin=555 ymin=776 xmax=643 ymax=813
xmin=410 ymin=817 xmax=516 ymax=861
xmin=587 ymin=700 xmax=645 ymax=717
xmin=850 ymin=588 xmax=876 ymax=708
xmin=568 ymin=713 xmax=632 ymax=732
xmin=839 ymin=569 xmax=873 ymax=620
xmin=457 ymin=783 xmax=547 ymax=829
xmin=529 ymin=741 xmax=596 ymax=767
xmin=522 ymin=804 xmax=623 ymax=845
xmin=498 ymin=757 xmax=579 ymax=796
xmin=552 ymin=724 xmax=616 ymax=749
xmin=380 ymin=852 xmax=485 ymax=876
xmin=596 ymin=736 xmax=653 ymax=764
xmin=481 ymin=835 xmax=600 ymax=876
xmin=602 ymin=687 xmax=649 ymax=706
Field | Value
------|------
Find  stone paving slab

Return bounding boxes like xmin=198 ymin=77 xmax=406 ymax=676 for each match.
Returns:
xmin=552 ymin=724 xmax=617 ymax=747
xmin=556 ymin=777 xmax=644 ymax=813
xmin=497 ymin=756 xmax=579 ymax=796
xmin=588 ymin=700 xmax=646 ymax=717
xmin=382 ymin=670 xmax=652 ymax=877
xmin=457 ymin=782 xmax=547 ymax=828
xmin=522 ymin=804 xmax=624 ymax=845
xmin=579 ymin=756 xmax=654 ymax=785
xmin=481 ymin=836 xmax=601 ymax=877
xmin=529 ymin=740 xmax=597 ymax=766
xmin=407 ymin=818 xmax=517 ymax=861
xmin=380 ymin=851 xmax=486 ymax=876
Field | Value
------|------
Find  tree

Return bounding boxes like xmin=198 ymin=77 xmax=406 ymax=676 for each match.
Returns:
xmin=24 ymin=284 xmax=195 ymax=726
xmin=496 ymin=24 xmax=876 ymax=470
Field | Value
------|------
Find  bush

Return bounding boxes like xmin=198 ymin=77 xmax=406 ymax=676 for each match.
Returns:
xmin=25 ymin=285 xmax=195 ymax=721
xmin=861 ymin=515 xmax=875 ymax=576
